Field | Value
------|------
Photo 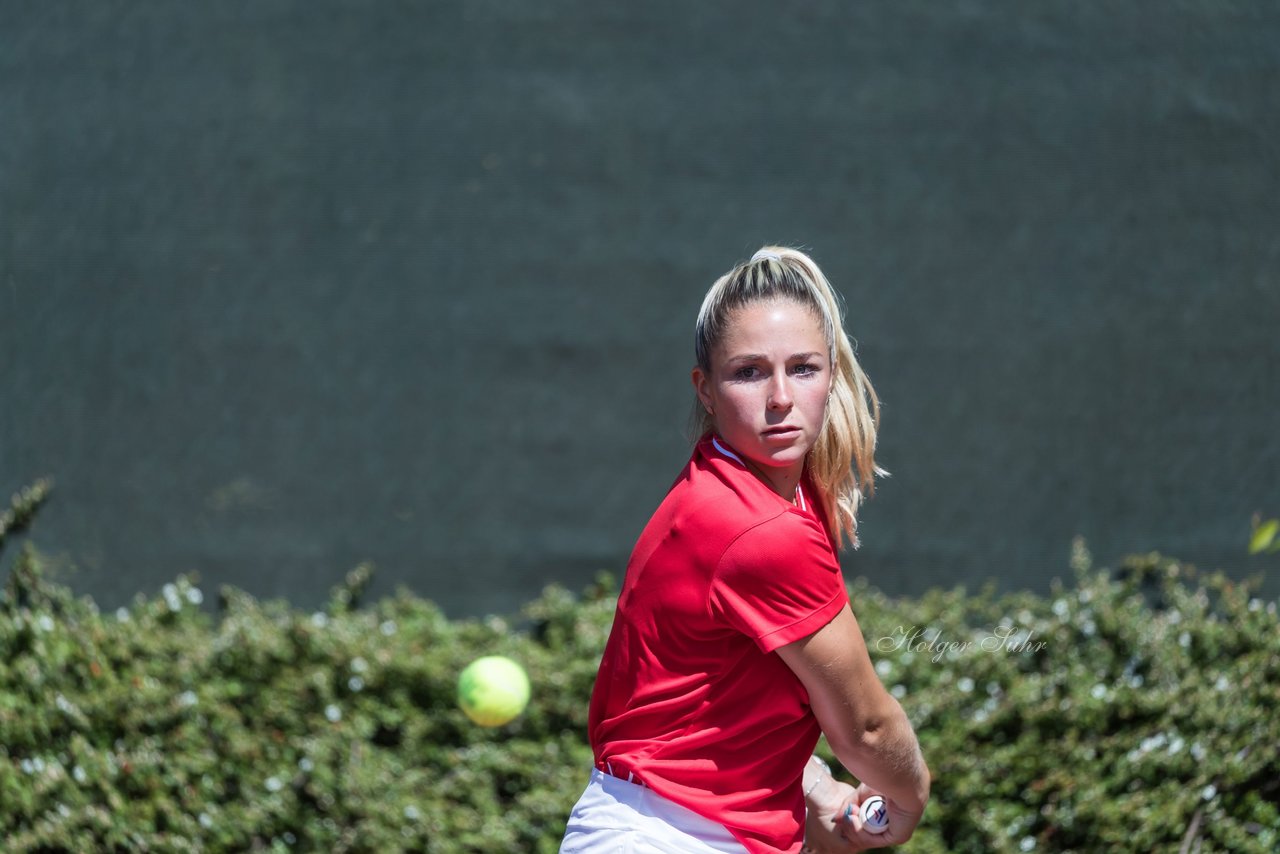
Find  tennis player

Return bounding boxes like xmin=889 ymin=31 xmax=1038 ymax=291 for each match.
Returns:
xmin=560 ymin=246 xmax=930 ymax=853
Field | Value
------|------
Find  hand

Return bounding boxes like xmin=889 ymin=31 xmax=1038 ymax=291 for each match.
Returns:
xmin=840 ymin=784 xmax=926 ymax=850
xmin=802 ymin=776 xmax=861 ymax=853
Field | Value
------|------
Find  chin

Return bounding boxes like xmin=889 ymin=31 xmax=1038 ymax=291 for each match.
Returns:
xmin=757 ymin=446 xmax=809 ymax=468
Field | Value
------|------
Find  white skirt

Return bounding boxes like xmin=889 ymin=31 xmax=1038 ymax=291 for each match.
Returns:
xmin=560 ymin=768 xmax=749 ymax=853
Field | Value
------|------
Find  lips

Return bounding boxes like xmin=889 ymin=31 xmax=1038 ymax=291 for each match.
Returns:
xmin=762 ymin=426 xmax=801 ymax=436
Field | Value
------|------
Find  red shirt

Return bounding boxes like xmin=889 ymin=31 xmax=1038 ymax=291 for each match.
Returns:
xmin=588 ymin=435 xmax=848 ymax=854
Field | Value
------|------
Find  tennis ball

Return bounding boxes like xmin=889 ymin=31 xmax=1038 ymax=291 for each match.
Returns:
xmin=457 ymin=656 xmax=530 ymax=727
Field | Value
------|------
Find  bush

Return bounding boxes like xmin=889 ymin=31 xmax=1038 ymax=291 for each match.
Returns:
xmin=843 ymin=540 xmax=1279 ymax=852
xmin=1 ymin=482 xmax=1276 ymax=852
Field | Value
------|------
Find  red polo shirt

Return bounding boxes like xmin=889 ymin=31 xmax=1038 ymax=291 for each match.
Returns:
xmin=588 ymin=434 xmax=848 ymax=854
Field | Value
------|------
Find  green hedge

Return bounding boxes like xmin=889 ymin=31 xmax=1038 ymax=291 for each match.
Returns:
xmin=1 ymin=483 xmax=1277 ymax=852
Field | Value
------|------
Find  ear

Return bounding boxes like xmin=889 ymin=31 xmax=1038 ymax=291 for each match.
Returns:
xmin=691 ymin=366 xmax=715 ymax=413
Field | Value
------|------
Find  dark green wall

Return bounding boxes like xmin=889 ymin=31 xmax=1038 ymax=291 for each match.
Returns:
xmin=4 ymin=1 xmax=1279 ymax=615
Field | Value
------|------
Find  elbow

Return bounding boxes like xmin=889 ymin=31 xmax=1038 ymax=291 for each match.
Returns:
xmin=851 ymin=709 xmax=897 ymax=754
xmin=860 ymin=717 xmax=901 ymax=752
xmin=824 ymin=704 xmax=897 ymax=759
xmin=836 ymin=697 xmax=916 ymax=762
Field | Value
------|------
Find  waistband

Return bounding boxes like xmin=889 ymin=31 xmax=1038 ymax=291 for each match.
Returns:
xmin=597 ymin=758 xmax=647 ymax=788
xmin=566 ymin=768 xmax=748 ymax=853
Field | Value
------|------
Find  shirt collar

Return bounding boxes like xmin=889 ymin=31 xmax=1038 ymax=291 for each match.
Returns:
xmin=708 ymin=435 xmax=807 ymax=511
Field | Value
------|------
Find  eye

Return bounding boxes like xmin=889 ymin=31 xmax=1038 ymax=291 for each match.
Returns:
xmin=792 ymin=362 xmax=821 ymax=376
xmin=733 ymin=365 xmax=760 ymax=380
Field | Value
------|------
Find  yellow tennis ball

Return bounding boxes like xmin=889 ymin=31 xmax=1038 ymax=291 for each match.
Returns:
xmin=457 ymin=656 xmax=530 ymax=727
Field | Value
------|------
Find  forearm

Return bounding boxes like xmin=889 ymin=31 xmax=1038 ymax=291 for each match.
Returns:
xmin=830 ymin=699 xmax=929 ymax=812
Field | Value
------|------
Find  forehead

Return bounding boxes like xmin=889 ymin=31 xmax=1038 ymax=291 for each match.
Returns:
xmin=718 ymin=298 xmax=827 ymax=351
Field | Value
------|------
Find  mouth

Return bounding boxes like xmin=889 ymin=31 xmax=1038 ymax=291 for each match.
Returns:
xmin=762 ymin=426 xmax=801 ymax=436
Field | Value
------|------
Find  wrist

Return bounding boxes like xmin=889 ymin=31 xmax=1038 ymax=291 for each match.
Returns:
xmin=802 ymin=755 xmax=831 ymax=800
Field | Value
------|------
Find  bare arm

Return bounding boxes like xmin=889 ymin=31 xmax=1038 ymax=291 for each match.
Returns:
xmin=778 ymin=604 xmax=930 ymax=818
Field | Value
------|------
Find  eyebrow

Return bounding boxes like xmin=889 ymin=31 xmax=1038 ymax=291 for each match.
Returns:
xmin=726 ymin=351 xmax=824 ymax=364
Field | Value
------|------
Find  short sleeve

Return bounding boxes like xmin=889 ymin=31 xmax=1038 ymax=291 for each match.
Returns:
xmin=708 ymin=513 xmax=848 ymax=653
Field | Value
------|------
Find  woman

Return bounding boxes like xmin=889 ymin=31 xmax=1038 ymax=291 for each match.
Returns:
xmin=561 ymin=247 xmax=930 ymax=853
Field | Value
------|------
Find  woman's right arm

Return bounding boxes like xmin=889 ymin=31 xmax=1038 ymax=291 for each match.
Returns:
xmin=777 ymin=604 xmax=930 ymax=840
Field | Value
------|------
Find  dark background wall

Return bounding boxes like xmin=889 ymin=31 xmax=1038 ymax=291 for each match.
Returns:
xmin=4 ymin=1 xmax=1278 ymax=617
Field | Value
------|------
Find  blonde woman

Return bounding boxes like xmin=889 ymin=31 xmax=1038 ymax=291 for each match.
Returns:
xmin=561 ymin=247 xmax=930 ymax=853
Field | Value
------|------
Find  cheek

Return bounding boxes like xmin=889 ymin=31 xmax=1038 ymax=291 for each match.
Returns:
xmin=800 ymin=381 xmax=831 ymax=413
xmin=715 ymin=386 xmax=761 ymax=420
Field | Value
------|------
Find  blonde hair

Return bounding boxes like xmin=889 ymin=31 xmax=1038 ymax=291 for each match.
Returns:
xmin=692 ymin=246 xmax=884 ymax=549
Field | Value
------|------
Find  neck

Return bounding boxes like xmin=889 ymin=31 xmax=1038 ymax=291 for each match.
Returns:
xmin=741 ymin=457 xmax=803 ymax=503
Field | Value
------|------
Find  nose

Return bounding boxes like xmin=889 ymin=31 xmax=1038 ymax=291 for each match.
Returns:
xmin=767 ymin=374 xmax=793 ymax=410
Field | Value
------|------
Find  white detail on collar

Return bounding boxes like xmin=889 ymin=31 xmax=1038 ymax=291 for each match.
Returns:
xmin=711 ymin=436 xmax=744 ymax=466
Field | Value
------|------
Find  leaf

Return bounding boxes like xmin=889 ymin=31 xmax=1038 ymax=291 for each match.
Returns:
xmin=1248 ymin=518 xmax=1279 ymax=555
